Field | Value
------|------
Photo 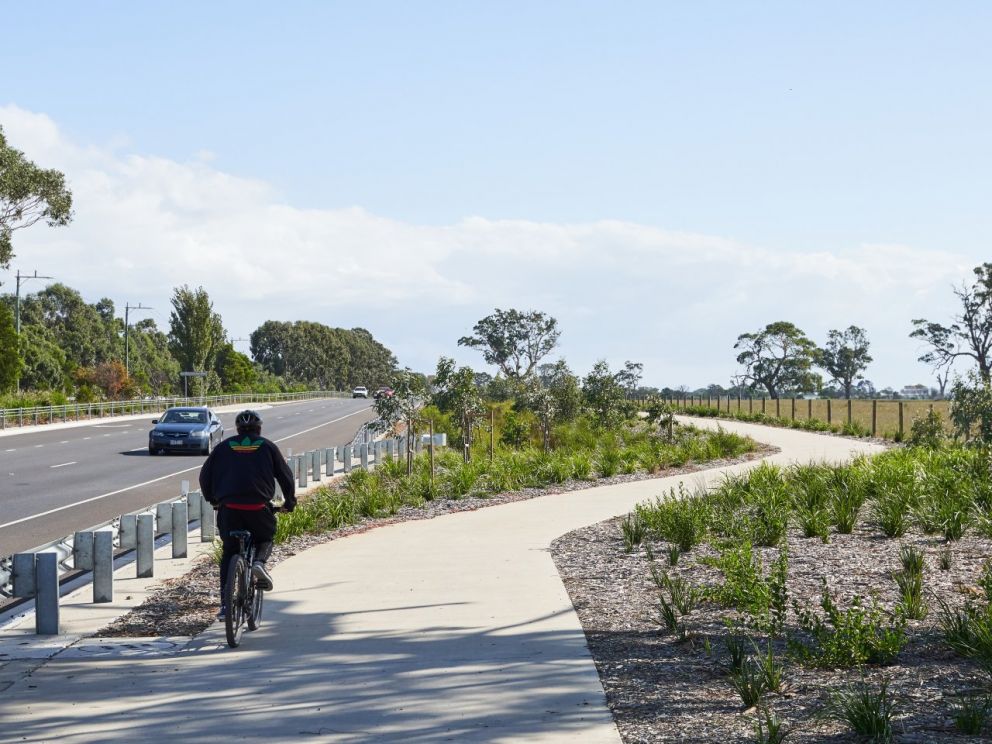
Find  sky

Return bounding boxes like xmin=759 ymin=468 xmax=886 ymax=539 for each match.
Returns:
xmin=1 ymin=1 xmax=990 ymax=390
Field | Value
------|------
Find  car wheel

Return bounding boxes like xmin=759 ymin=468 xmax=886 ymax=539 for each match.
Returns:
xmin=203 ymin=437 xmax=212 ymax=456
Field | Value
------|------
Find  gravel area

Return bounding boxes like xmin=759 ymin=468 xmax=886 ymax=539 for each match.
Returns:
xmin=552 ymin=517 xmax=992 ymax=742
xmin=98 ymin=444 xmax=773 ymax=638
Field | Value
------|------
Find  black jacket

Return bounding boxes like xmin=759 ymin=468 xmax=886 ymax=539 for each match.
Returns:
xmin=199 ymin=433 xmax=296 ymax=510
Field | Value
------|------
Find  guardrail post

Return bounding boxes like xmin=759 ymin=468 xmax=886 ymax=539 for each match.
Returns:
xmin=325 ymin=448 xmax=335 ymax=476
xmin=73 ymin=531 xmax=94 ymax=570
xmin=172 ymin=502 xmax=188 ymax=558
xmin=298 ymin=455 xmax=309 ymax=488
xmin=156 ymin=503 xmax=172 ymax=534
xmin=343 ymin=445 xmax=352 ymax=473
xmin=312 ymin=450 xmax=321 ymax=482
xmin=120 ymin=514 xmax=137 ymax=548
xmin=93 ymin=531 xmax=114 ymax=603
xmin=36 ymin=553 xmax=60 ymax=635
xmin=137 ymin=514 xmax=154 ymax=578
xmin=180 ymin=479 xmax=190 ymax=496
xmin=187 ymin=489 xmax=201 ymax=520
xmin=12 ymin=553 xmax=36 ymax=597
xmin=359 ymin=443 xmax=368 ymax=470
xmin=200 ymin=496 xmax=216 ymax=542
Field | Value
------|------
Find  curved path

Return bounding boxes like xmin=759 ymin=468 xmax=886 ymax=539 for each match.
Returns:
xmin=0 ymin=420 xmax=884 ymax=742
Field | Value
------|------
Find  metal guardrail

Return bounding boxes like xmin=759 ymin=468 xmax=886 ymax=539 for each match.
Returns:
xmin=0 ymin=390 xmax=349 ymax=430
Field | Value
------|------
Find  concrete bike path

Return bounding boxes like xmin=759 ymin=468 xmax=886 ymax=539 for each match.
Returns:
xmin=0 ymin=421 xmax=884 ymax=742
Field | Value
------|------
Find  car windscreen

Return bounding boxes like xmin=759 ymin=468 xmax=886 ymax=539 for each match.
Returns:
xmin=161 ymin=411 xmax=206 ymax=424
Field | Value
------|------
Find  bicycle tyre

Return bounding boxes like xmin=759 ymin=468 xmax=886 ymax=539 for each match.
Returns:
xmin=225 ymin=557 xmax=246 ymax=648
xmin=247 ymin=584 xmax=263 ymax=631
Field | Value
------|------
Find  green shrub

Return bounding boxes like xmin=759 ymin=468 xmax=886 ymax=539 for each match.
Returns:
xmin=790 ymin=579 xmax=906 ymax=667
xmin=620 ymin=513 xmax=646 ymax=553
xmin=597 ymin=445 xmax=622 ymax=477
xmin=637 ymin=484 xmax=710 ymax=552
xmin=730 ymin=657 xmax=768 ymax=708
xmin=909 ymin=408 xmax=947 ymax=449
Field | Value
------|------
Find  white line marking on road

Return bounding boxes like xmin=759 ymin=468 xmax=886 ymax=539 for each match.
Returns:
xmin=50 ymin=461 xmax=77 ymax=469
xmin=83 ymin=436 xmax=91 ymax=440
xmin=92 ymin=424 xmax=132 ymax=428
xmin=34 ymin=444 xmax=43 ymax=448
xmin=5 ymin=448 xmax=14 ymax=452
xmin=127 ymin=447 xmax=146 ymax=452
xmin=60 ymin=440 xmax=70 ymax=444
xmin=0 ymin=408 xmax=372 ymax=530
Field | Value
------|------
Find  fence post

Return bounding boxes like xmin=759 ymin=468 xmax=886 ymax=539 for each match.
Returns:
xmin=360 ymin=443 xmax=369 ymax=470
xmin=35 ymin=553 xmax=60 ymax=635
xmin=827 ymin=399 xmax=832 ymax=424
xmin=172 ymin=502 xmax=188 ymax=559
xmin=325 ymin=447 xmax=335 ymax=476
xmin=155 ymin=503 xmax=172 ymax=535
xmin=899 ymin=401 xmax=905 ymax=438
xmin=343 ymin=445 xmax=352 ymax=473
xmin=120 ymin=514 xmax=137 ymax=548
xmin=791 ymin=398 xmax=796 ymax=420
xmin=312 ymin=450 xmax=321 ymax=482
xmin=872 ymin=400 xmax=878 ymax=437
xmin=847 ymin=398 xmax=853 ymax=425
xmin=298 ymin=455 xmax=309 ymax=488
xmin=137 ymin=514 xmax=155 ymax=577
xmin=762 ymin=398 xmax=766 ymax=414
xmin=73 ymin=531 xmax=94 ymax=570
xmin=93 ymin=531 xmax=113 ymax=603
xmin=776 ymin=398 xmax=780 ymax=418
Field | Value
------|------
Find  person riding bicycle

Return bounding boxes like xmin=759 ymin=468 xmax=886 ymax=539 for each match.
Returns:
xmin=199 ymin=409 xmax=296 ymax=619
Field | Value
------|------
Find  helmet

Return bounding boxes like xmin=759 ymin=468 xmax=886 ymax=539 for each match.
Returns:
xmin=235 ymin=409 xmax=263 ymax=429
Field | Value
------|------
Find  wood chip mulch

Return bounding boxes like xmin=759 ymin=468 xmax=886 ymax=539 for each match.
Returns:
xmin=552 ymin=517 xmax=992 ymax=743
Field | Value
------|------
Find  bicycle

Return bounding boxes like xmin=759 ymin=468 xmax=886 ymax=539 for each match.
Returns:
xmin=224 ymin=529 xmax=265 ymax=648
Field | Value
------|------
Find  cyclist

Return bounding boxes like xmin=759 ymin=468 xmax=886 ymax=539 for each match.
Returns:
xmin=199 ymin=409 xmax=296 ymax=619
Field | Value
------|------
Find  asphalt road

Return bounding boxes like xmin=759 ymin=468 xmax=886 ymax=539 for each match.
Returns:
xmin=0 ymin=397 xmax=376 ymax=556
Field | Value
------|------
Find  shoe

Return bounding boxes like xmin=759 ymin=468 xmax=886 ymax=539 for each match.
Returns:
xmin=251 ymin=561 xmax=274 ymax=591
xmin=216 ymin=604 xmax=227 ymax=620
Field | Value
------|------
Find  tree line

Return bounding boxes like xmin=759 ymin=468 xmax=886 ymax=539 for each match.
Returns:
xmin=0 ymin=282 xmax=396 ymax=402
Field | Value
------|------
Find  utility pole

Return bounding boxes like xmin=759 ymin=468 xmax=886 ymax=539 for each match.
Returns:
xmin=123 ymin=302 xmax=153 ymax=377
xmin=13 ymin=269 xmax=54 ymax=392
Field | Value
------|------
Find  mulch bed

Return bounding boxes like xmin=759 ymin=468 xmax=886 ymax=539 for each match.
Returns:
xmin=98 ymin=444 xmax=774 ymax=638
xmin=552 ymin=518 xmax=992 ymax=742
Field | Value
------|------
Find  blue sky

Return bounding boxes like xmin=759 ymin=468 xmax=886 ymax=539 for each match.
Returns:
xmin=1 ymin=2 xmax=990 ymax=389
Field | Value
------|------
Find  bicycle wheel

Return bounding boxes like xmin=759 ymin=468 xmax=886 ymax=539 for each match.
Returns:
xmin=224 ymin=557 xmax=247 ymax=648
xmin=247 ymin=584 xmax=264 ymax=631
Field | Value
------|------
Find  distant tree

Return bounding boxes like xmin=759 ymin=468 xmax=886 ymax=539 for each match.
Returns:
xmin=817 ymin=326 xmax=873 ymax=398
xmin=614 ymin=361 xmax=643 ymax=396
xmin=127 ymin=318 xmax=179 ymax=395
xmin=18 ymin=324 xmax=65 ymax=391
xmin=734 ymin=321 xmax=819 ymax=399
xmin=75 ymin=360 xmax=138 ymax=400
xmin=912 ymin=263 xmax=992 ymax=384
xmin=215 ymin=343 xmax=257 ymax=392
xmin=0 ymin=125 xmax=73 ymax=268
xmin=458 ymin=308 xmax=560 ymax=379
xmin=0 ymin=303 xmax=21 ymax=391
xmin=949 ymin=372 xmax=992 ymax=445
xmin=168 ymin=285 xmax=226 ymax=379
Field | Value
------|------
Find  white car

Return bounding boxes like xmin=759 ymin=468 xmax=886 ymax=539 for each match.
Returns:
xmin=352 ymin=386 xmax=369 ymax=399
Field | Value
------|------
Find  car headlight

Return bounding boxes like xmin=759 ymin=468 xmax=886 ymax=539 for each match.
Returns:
xmin=188 ymin=431 xmax=207 ymax=438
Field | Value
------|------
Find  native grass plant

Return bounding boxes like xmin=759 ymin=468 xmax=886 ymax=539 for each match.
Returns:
xmin=939 ymin=548 xmax=953 ymax=571
xmin=731 ymin=656 xmax=770 ymax=707
xmin=829 ymin=465 xmax=866 ymax=534
xmin=952 ymin=693 xmax=991 ymax=735
xmin=620 ymin=512 xmax=646 ymax=553
xmin=791 ymin=465 xmax=831 ymax=542
xmin=754 ymin=707 xmax=789 ymax=744
xmin=980 ymin=560 xmax=992 ymax=603
xmin=637 ymin=483 xmax=711 ymax=553
xmin=828 ymin=677 xmax=895 ymax=743
xmin=936 ymin=597 xmax=992 ymax=674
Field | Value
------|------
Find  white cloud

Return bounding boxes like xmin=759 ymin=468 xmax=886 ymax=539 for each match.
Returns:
xmin=0 ymin=105 xmax=976 ymax=388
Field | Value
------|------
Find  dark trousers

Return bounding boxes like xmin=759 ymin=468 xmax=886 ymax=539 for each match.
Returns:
xmin=218 ymin=506 xmax=276 ymax=594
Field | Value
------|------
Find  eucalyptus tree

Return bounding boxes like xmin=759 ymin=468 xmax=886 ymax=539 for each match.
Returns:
xmin=0 ymin=125 xmax=73 ymax=267
xmin=734 ymin=321 xmax=819 ymax=399
xmin=432 ymin=356 xmax=486 ymax=460
xmin=458 ymin=308 xmax=560 ymax=379
xmin=817 ymin=326 xmax=872 ymax=398
xmin=0 ymin=303 xmax=21 ymax=392
xmin=912 ymin=263 xmax=992 ymax=385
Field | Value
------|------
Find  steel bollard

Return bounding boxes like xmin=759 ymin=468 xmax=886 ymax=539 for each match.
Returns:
xmin=325 ymin=448 xmax=335 ymax=476
xmin=312 ymin=450 xmax=321 ymax=482
xmin=120 ymin=514 xmax=137 ymax=549
xmin=137 ymin=514 xmax=154 ymax=578
xmin=187 ymin=489 xmax=202 ymax=520
xmin=385 ymin=439 xmax=393 ymax=462
xmin=172 ymin=502 xmax=188 ymax=558
xmin=180 ymin=479 xmax=190 ymax=496
xmin=360 ymin=443 xmax=369 ymax=470
xmin=12 ymin=553 xmax=36 ymax=597
xmin=73 ymin=531 xmax=94 ymax=570
xmin=156 ymin=503 xmax=172 ymax=534
xmin=35 ymin=553 xmax=60 ymax=635
xmin=298 ymin=455 xmax=309 ymax=488
xmin=200 ymin=498 xmax=216 ymax=542
xmin=93 ymin=531 xmax=113 ymax=603
xmin=343 ymin=444 xmax=352 ymax=473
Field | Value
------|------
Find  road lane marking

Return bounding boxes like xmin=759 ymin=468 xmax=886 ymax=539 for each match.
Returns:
xmin=50 ymin=461 xmax=77 ymax=469
xmin=5 ymin=448 xmax=14 ymax=452
xmin=34 ymin=444 xmax=43 ymax=448
xmin=83 ymin=436 xmax=91 ymax=440
xmin=0 ymin=408 xmax=373 ymax=530
xmin=60 ymin=440 xmax=69 ymax=444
